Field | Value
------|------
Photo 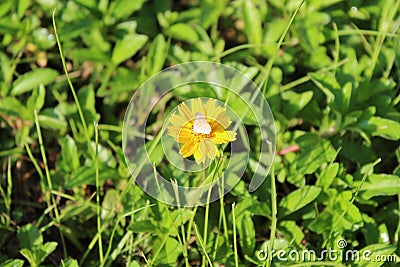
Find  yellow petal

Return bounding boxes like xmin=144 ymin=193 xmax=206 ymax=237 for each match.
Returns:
xmin=226 ymin=130 xmax=237 ymax=141
xmin=210 ymin=121 xmax=226 ymax=132
xmin=204 ymin=139 xmax=217 ymax=160
xmin=194 ymin=139 xmax=208 ymax=164
xmin=196 ymin=139 xmax=217 ymax=164
xmin=180 ymin=141 xmax=198 ymax=157
xmin=216 ymin=148 xmax=220 ymax=157
xmin=178 ymin=102 xmax=192 ymax=121
xmin=194 ymin=146 xmax=202 ymax=163
xmin=169 ymin=114 xmax=187 ymax=126
xmin=167 ymin=125 xmax=181 ymax=139
xmin=215 ymin=113 xmax=231 ymax=128
xmin=191 ymin=98 xmax=206 ymax=116
xmin=205 ymin=99 xmax=217 ymax=118
xmin=178 ymin=128 xmax=193 ymax=143
xmin=212 ymin=130 xmax=237 ymax=144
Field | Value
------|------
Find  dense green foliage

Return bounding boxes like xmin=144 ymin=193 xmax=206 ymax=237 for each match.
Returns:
xmin=0 ymin=0 xmax=400 ymax=266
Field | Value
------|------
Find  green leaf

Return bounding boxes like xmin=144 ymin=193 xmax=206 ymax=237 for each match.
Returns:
xmin=358 ymin=244 xmax=398 ymax=267
xmin=11 ymin=68 xmax=58 ymax=96
xmin=296 ymin=133 xmax=336 ymax=175
xmin=128 ymin=220 xmax=157 ymax=233
xmin=101 ymin=189 xmax=119 ymax=219
xmin=69 ymin=47 xmax=108 ymax=63
xmin=0 ymin=97 xmax=27 ymax=117
xmin=90 ymin=142 xmax=116 ymax=168
xmin=166 ymin=23 xmax=199 ymax=43
xmin=308 ymin=191 xmax=363 ymax=233
xmin=65 ymin=165 xmax=118 ymax=189
xmin=237 ymin=211 xmax=255 ymax=256
xmin=37 ymin=109 xmax=67 ymax=131
xmin=59 ymin=258 xmax=79 ymax=267
xmin=316 ymin=162 xmax=339 ymax=190
xmin=358 ymin=116 xmax=400 ymax=140
xmin=82 ymin=27 xmax=110 ymax=52
xmin=19 ymin=249 xmax=35 ymax=266
xmin=198 ymin=0 xmax=225 ymax=29
xmin=0 ymin=259 xmax=25 ymax=267
xmin=278 ymin=221 xmax=304 ymax=245
xmin=58 ymin=135 xmax=80 ymax=172
xmin=279 ymin=186 xmax=321 ymax=216
xmin=340 ymin=141 xmax=376 ymax=165
xmin=359 ymin=174 xmax=400 ymax=200
xmin=0 ymin=1 xmax=12 ymax=17
xmin=153 ymin=237 xmax=181 ymax=265
xmin=158 ymin=209 xmax=194 ymax=236
xmin=27 ymin=84 xmax=46 ymax=115
xmin=309 ymin=73 xmax=352 ymax=114
xmin=74 ymin=0 xmax=97 ymax=9
xmin=110 ymin=0 xmax=146 ymax=19
xmin=128 ymin=262 xmax=140 ymax=267
xmin=228 ymin=92 xmax=259 ymax=125
xmin=111 ymin=34 xmax=148 ymax=65
xmin=77 ymin=85 xmax=97 ymax=125
xmin=17 ymin=0 xmax=31 ymax=18
xmin=34 ymin=242 xmax=57 ymax=265
xmin=243 ymin=0 xmax=262 ymax=53
xmin=17 ymin=224 xmax=42 ymax=250
xmin=146 ymin=34 xmax=167 ymax=76
xmin=281 ymin=91 xmax=313 ymax=118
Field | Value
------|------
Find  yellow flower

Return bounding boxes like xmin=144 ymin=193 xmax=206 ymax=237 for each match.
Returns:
xmin=167 ymin=98 xmax=237 ymax=164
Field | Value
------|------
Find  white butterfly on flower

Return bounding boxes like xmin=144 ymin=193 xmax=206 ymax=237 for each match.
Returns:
xmin=192 ymin=112 xmax=211 ymax=134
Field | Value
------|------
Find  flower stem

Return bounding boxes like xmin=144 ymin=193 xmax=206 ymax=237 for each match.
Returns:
xmin=265 ymin=166 xmax=277 ymax=267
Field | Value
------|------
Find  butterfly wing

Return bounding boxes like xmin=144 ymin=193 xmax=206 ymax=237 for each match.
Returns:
xmin=193 ymin=112 xmax=211 ymax=134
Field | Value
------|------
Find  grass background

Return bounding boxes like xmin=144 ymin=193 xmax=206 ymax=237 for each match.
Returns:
xmin=1 ymin=0 xmax=400 ymax=266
